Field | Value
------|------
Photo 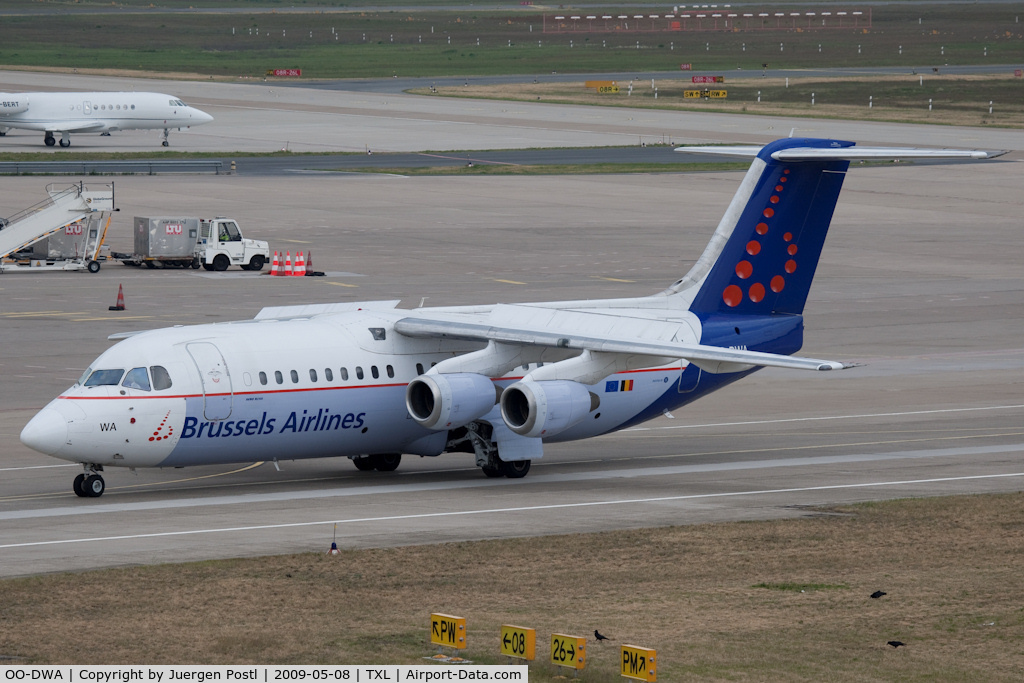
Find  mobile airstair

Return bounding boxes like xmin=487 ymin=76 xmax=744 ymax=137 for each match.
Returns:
xmin=0 ymin=182 xmax=114 ymax=273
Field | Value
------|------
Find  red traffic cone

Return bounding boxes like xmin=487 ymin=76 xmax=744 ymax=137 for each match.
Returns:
xmin=284 ymin=250 xmax=292 ymax=276
xmin=304 ymin=250 xmax=313 ymax=276
xmin=270 ymin=250 xmax=281 ymax=276
xmin=108 ymin=284 xmax=125 ymax=311
xmin=293 ymin=251 xmax=305 ymax=277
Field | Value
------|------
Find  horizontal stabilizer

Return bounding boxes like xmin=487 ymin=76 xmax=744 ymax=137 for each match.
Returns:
xmin=679 ymin=144 xmax=1005 ymax=161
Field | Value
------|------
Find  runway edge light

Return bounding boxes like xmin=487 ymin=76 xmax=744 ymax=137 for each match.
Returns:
xmin=430 ymin=613 xmax=467 ymax=649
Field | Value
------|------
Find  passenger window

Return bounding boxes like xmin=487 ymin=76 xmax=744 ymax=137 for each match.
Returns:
xmin=340 ymin=367 xmax=349 ymax=381
xmin=356 ymin=366 xmax=364 ymax=380
xmin=386 ymin=365 xmax=395 ymax=379
xmin=310 ymin=369 xmax=318 ymax=382
xmin=325 ymin=368 xmax=333 ymax=382
xmin=122 ymin=367 xmax=151 ymax=391
xmin=275 ymin=371 xmax=283 ymax=385
xmin=290 ymin=370 xmax=299 ymax=383
xmin=416 ymin=363 xmax=424 ymax=375
xmin=150 ymin=366 xmax=172 ymax=390
xmin=84 ymin=369 xmax=124 ymax=386
xmin=371 ymin=366 xmax=380 ymax=380
xmin=259 ymin=371 xmax=268 ymax=386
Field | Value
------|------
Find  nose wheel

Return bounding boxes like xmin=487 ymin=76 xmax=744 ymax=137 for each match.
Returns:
xmin=73 ymin=468 xmax=106 ymax=498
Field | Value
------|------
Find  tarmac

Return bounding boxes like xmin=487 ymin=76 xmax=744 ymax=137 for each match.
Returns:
xmin=0 ymin=70 xmax=1021 ymax=577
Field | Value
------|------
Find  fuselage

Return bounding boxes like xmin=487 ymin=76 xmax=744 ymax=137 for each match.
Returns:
xmin=20 ymin=307 xmax=729 ymax=470
xmin=0 ymin=91 xmax=212 ymax=135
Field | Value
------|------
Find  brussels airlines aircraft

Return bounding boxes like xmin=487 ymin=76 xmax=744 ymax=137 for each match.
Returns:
xmin=0 ymin=91 xmax=213 ymax=147
xmin=20 ymin=138 xmax=1001 ymax=497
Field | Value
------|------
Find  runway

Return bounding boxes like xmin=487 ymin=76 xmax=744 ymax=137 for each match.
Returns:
xmin=0 ymin=71 xmax=1021 ymax=577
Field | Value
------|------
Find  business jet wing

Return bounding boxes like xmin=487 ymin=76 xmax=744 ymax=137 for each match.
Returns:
xmin=394 ymin=305 xmax=849 ymax=372
xmin=5 ymin=120 xmax=107 ymax=133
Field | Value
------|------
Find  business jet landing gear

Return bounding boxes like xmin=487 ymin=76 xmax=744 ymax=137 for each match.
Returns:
xmin=73 ymin=465 xmax=105 ymax=498
xmin=162 ymin=128 xmax=170 ymax=147
xmin=44 ymin=133 xmax=56 ymax=147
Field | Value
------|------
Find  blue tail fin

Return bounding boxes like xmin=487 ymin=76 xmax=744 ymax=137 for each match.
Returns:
xmin=685 ymin=138 xmax=853 ymax=316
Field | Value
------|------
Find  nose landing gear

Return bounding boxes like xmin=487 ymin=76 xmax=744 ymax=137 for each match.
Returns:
xmin=73 ymin=465 xmax=106 ymax=498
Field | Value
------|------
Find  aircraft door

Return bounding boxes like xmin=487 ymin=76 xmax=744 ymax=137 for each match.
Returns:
xmin=677 ymin=361 xmax=700 ymax=393
xmin=83 ymin=101 xmax=92 ymax=115
xmin=186 ymin=342 xmax=233 ymax=420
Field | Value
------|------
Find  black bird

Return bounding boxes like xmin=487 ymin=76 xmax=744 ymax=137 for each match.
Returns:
xmin=887 ymin=641 xmax=905 ymax=649
xmin=870 ymin=591 xmax=887 ymax=599
xmin=594 ymin=630 xmax=610 ymax=642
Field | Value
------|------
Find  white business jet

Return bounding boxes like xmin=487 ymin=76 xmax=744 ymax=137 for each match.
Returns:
xmin=0 ymin=91 xmax=213 ymax=147
xmin=20 ymin=138 xmax=1001 ymax=497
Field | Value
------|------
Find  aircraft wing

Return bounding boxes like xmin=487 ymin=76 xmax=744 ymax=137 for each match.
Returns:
xmin=394 ymin=307 xmax=849 ymax=372
xmin=2 ymin=120 xmax=107 ymax=133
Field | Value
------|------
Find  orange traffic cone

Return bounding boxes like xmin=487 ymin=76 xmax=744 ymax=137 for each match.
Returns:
xmin=304 ymin=250 xmax=313 ymax=276
xmin=270 ymin=250 xmax=281 ymax=276
xmin=108 ymin=284 xmax=125 ymax=311
xmin=284 ymin=250 xmax=292 ymax=276
xmin=293 ymin=251 xmax=305 ymax=276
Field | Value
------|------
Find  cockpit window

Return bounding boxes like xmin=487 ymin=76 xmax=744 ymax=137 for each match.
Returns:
xmin=84 ymin=369 xmax=124 ymax=387
xmin=150 ymin=366 xmax=172 ymax=391
xmin=122 ymin=367 xmax=151 ymax=392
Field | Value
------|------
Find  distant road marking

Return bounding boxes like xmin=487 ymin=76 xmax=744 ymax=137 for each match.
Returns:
xmin=494 ymin=279 xmax=527 ymax=285
xmin=627 ymin=403 xmax=1024 ymax=433
xmin=3 ymin=467 xmax=1023 ymax=549
xmin=326 ymin=282 xmax=359 ymax=288
xmin=71 ymin=315 xmax=154 ymax=322
xmin=592 ymin=276 xmax=636 ymax=283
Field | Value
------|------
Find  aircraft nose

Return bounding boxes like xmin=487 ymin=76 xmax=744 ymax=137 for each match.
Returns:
xmin=20 ymin=407 xmax=69 ymax=456
xmin=193 ymin=108 xmax=214 ymax=124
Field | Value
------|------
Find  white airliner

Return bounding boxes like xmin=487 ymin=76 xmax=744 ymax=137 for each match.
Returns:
xmin=0 ymin=91 xmax=213 ymax=147
xmin=20 ymin=138 xmax=1001 ymax=497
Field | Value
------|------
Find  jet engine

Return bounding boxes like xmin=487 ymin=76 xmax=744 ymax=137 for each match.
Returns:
xmin=500 ymin=380 xmax=599 ymax=439
xmin=406 ymin=372 xmax=499 ymax=430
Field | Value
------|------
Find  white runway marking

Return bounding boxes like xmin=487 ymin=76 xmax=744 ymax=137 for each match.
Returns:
xmin=626 ymin=403 xmax=1024 ymax=432
xmin=2 ymin=443 xmax=1021 ymax=549
xmin=3 ymin=471 xmax=1022 ymax=551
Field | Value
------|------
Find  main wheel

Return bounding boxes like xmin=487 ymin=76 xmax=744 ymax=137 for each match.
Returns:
xmin=499 ymin=459 xmax=531 ymax=479
xmin=247 ymin=254 xmax=265 ymax=271
xmin=481 ymin=466 xmax=503 ymax=478
xmin=45 ymin=135 xmax=56 ymax=147
xmin=352 ymin=457 xmax=376 ymax=471
xmin=212 ymin=254 xmax=230 ymax=271
xmin=87 ymin=260 xmax=101 ymax=273
xmin=83 ymin=474 xmax=105 ymax=498
xmin=191 ymin=257 xmax=201 ymax=269
xmin=59 ymin=138 xmax=70 ymax=148
xmin=73 ymin=473 xmax=87 ymax=497
xmin=374 ymin=453 xmax=402 ymax=472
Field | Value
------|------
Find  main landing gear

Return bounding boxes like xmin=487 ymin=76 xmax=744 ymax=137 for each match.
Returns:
xmin=73 ymin=465 xmax=105 ymax=498
xmin=351 ymin=453 xmax=402 ymax=472
xmin=457 ymin=422 xmax=532 ymax=479
xmin=44 ymin=132 xmax=71 ymax=147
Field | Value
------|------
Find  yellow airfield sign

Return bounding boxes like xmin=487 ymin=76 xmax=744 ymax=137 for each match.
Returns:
xmin=430 ymin=613 xmax=466 ymax=649
xmin=621 ymin=644 xmax=657 ymax=681
xmin=683 ymin=89 xmax=728 ymax=99
xmin=500 ymin=625 xmax=535 ymax=660
xmin=550 ymin=633 xmax=586 ymax=670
